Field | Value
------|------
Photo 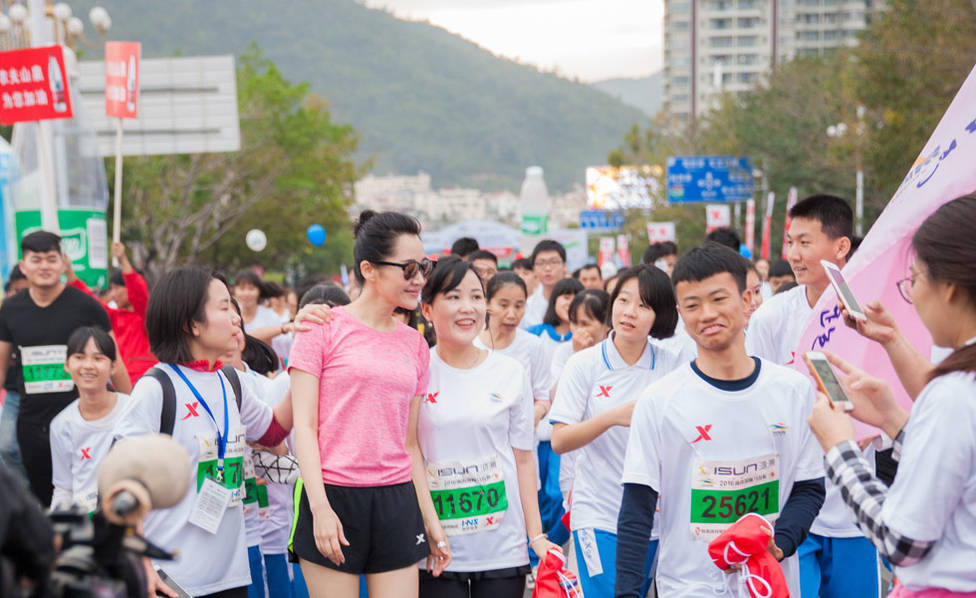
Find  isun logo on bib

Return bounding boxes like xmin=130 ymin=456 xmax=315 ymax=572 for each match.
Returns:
xmin=432 ymin=458 xmax=495 ymax=479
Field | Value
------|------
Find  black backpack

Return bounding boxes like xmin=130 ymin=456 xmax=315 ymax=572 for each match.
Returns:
xmin=144 ymin=365 xmax=243 ymax=436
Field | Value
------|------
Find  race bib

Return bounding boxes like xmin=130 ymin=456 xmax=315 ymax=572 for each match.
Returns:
xmin=197 ymin=428 xmax=246 ymax=505
xmin=21 ymin=345 xmax=73 ymax=394
xmin=690 ymin=453 xmax=780 ymax=542
xmin=426 ymin=455 xmax=508 ymax=536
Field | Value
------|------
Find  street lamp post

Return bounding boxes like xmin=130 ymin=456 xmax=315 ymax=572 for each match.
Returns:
xmin=827 ymin=105 xmax=866 ymax=236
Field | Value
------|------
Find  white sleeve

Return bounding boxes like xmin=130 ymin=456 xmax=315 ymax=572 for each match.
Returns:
xmin=882 ymin=381 xmax=975 ymax=542
xmin=114 ymin=377 xmax=163 ymax=440
xmin=792 ymin=383 xmax=827 ymax=481
xmin=621 ymin=392 xmax=662 ymax=490
xmin=529 ymin=338 xmax=554 ymax=401
xmin=240 ymin=374 xmax=275 ymax=443
xmin=49 ymin=416 xmax=73 ymax=507
xmin=548 ymin=352 xmax=591 ymax=426
xmin=509 ymin=367 xmax=536 ymax=451
xmin=745 ymin=303 xmax=778 ymax=361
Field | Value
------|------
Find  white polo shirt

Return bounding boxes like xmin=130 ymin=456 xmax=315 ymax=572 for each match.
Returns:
xmin=50 ymin=393 xmax=132 ymax=511
xmin=883 ymin=372 xmax=976 ymax=592
xmin=623 ymin=359 xmax=823 ymax=597
xmin=115 ymin=365 xmax=274 ymax=597
xmin=746 ymin=283 xmax=868 ymax=538
xmin=418 ymin=350 xmax=535 ymax=571
xmin=474 ymin=328 xmax=552 ymax=401
xmin=549 ymin=333 xmax=685 ymax=534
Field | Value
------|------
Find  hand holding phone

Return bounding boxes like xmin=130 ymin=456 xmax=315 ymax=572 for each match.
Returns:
xmin=820 ymin=260 xmax=867 ymax=321
xmin=804 ymin=351 xmax=854 ymax=411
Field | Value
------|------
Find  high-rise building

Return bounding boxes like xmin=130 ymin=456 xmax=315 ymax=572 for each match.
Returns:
xmin=663 ymin=0 xmax=882 ymax=122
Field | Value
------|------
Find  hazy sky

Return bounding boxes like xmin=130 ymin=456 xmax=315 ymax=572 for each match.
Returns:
xmin=361 ymin=0 xmax=664 ymax=82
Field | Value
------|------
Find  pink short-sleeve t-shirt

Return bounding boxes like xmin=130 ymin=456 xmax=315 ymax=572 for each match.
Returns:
xmin=288 ymin=306 xmax=430 ymax=487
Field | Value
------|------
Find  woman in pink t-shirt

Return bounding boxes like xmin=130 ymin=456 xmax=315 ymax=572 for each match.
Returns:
xmin=289 ymin=211 xmax=448 ymax=598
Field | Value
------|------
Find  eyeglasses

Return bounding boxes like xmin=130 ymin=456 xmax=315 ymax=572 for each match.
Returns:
xmin=372 ymin=258 xmax=435 ymax=280
xmin=534 ymin=258 xmax=564 ymax=269
xmin=896 ymin=277 xmax=913 ymax=304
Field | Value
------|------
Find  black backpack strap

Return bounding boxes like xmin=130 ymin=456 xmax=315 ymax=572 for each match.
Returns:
xmin=144 ymin=366 xmax=177 ymax=436
xmin=220 ymin=365 xmax=243 ymax=412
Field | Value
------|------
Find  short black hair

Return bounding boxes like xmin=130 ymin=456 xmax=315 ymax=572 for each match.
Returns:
xmin=789 ymin=194 xmax=853 ymax=241
xmin=704 ymin=228 xmax=740 ymax=252
xmin=530 ymin=240 xmax=566 ymax=267
xmin=4 ymin=265 xmax=25 ymax=293
xmin=421 ymin=256 xmax=483 ymax=306
xmin=450 ymin=237 xmax=479 ymax=258
xmin=512 ymin=258 xmax=533 ymax=271
xmin=608 ymin=265 xmax=678 ymax=339
xmin=769 ymin=259 xmax=793 ymax=278
xmin=468 ymin=250 xmax=498 ymax=265
xmin=146 ymin=267 xmax=219 ymax=363
xmin=569 ymin=289 xmax=610 ymax=325
xmin=672 ymin=243 xmax=748 ymax=293
xmin=66 ymin=326 xmax=117 ymax=361
xmin=353 ymin=210 xmax=422 ymax=284
xmin=485 ymin=271 xmax=526 ymax=302
xmin=577 ymin=264 xmax=601 ymax=278
xmin=21 ymin=230 xmax=61 ymax=255
xmin=234 ymin=269 xmax=267 ymax=299
xmin=543 ymin=277 xmax=583 ymax=326
xmin=642 ymin=241 xmax=678 ymax=265
xmin=299 ymin=284 xmax=350 ymax=309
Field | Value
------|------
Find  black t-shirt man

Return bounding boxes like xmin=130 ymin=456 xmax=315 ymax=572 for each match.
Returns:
xmin=0 ymin=286 xmax=111 ymax=504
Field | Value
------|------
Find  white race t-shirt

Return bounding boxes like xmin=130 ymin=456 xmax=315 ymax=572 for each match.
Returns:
xmin=746 ymin=283 xmax=867 ymax=538
xmin=882 ymin=372 xmax=976 ymax=592
xmin=419 ymin=350 xmax=536 ymax=571
xmin=50 ymin=393 xmax=132 ymax=511
xmin=623 ymin=359 xmax=824 ymax=597
xmin=252 ymin=371 xmax=296 ymax=554
xmin=115 ymin=365 xmax=274 ymax=597
xmin=246 ymin=305 xmax=288 ymax=363
xmin=474 ymin=328 xmax=552 ymax=401
xmin=549 ymin=333 xmax=685 ymax=534
xmin=520 ymin=286 xmax=548 ymax=330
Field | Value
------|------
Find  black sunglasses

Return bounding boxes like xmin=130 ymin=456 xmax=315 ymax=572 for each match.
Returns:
xmin=371 ymin=258 xmax=435 ymax=280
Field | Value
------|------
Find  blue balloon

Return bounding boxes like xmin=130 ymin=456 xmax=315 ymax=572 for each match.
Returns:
xmin=306 ymin=224 xmax=326 ymax=246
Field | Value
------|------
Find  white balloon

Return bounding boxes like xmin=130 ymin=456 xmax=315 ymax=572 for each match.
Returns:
xmin=245 ymin=229 xmax=267 ymax=252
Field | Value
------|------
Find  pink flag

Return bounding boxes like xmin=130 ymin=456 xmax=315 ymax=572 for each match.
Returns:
xmin=794 ymin=65 xmax=976 ymax=439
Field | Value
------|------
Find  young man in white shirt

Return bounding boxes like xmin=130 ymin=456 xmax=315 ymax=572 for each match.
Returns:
xmin=745 ymin=194 xmax=881 ymax=598
xmin=615 ymin=243 xmax=826 ymax=597
xmin=520 ymin=240 xmax=567 ymax=329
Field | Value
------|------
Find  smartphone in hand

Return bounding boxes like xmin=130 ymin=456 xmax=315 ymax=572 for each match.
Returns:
xmin=821 ymin=260 xmax=867 ymax=321
xmin=804 ymin=351 xmax=855 ymax=411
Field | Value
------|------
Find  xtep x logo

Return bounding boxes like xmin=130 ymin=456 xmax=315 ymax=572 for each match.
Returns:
xmin=80 ymin=447 xmax=91 ymax=460
xmin=425 ymin=392 xmax=439 ymax=404
xmin=691 ymin=425 xmax=713 ymax=443
xmin=182 ymin=401 xmax=200 ymax=419
xmin=485 ymin=516 xmax=495 ymax=525
xmin=596 ymin=385 xmax=613 ymax=398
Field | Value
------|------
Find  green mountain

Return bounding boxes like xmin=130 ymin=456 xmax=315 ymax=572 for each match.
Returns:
xmin=592 ymin=73 xmax=663 ymax=118
xmin=70 ymin=0 xmax=649 ymax=192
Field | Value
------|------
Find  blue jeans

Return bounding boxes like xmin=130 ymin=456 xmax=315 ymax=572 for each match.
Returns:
xmin=798 ymin=533 xmax=880 ymax=598
xmin=573 ymin=529 xmax=656 ymax=598
xmin=0 ymin=390 xmax=25 ymax=478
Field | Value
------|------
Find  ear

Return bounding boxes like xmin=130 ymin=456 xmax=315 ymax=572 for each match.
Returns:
xmin=741 ymin=286 xmax=754 ymax=308
xmin=359 ymin=259 xmax=378 ymax=283
xmin=833 ymin=236 xmax=852 ymax=265
xmin=188 ymin=318 xmax=202 ymax=339
xmin=420 ymin=301 xmax=433 ymax=324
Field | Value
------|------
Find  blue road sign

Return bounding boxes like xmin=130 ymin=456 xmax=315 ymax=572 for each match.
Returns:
xmin=666 ymin=156 xmax=754 ymax=203
xmin=580 ymin=210 xmax=626 ymax=231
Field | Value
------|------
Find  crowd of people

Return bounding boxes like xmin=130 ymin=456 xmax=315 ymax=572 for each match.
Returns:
xmin=1 ymin=190 xmax=975 ymax=598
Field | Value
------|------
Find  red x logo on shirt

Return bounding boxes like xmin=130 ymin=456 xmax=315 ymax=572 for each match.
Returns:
xmin=182 ymin=401 xmax=200 ymax=419
xmin=691 ymin=425 xmax=713 ymax=443
xmin=80 ymin=447 xmax=92 ymax=460
xmin=596 ymin=385 xmax=612 ymax=398
xmin=425 ymin=392 xmax=439 ymax=404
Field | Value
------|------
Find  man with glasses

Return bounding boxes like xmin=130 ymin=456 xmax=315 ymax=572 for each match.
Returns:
xmin=746 ymin=195 xmax=882 ymax=598
xmin=520 ymin=240 xmax=567 ymax=330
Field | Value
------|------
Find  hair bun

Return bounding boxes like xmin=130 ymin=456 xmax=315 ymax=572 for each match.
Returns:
xmin=354 ymin=210 xmax=377 ymax=237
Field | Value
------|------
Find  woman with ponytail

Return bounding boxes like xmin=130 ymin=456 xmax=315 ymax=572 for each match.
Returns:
xmin=808 ymin=193 xmax=976 ymax=597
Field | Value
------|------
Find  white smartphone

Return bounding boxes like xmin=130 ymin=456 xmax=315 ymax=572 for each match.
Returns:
xmin=820 ymin=260 xmax=867 ymax=321
xmin=804 ymin=351 xmax=854 ymax=411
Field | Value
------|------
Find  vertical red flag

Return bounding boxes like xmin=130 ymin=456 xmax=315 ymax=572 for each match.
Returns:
xmin=616 ymin=234 xmax=631 ymax=267
xmin=780 ymin=187 xmax=798 ymax=259
xmin=760 ymin=192 xmax=775 ymax=260
xmin=744 ymin=199 xmax=756 ymax=253
xmin=104 ymin=42 xmax=140 ymax=118
xmin=0 ymin=46 xmax=73 ymax=124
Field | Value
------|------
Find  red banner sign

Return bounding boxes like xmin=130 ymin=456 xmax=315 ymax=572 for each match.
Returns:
xmin=0 ymin=46 xmax=73 ymax=124
xmin=646 ymin=221 xmax=676 ymax=244
xmin=104 ymin=41 xmax=140 ymax=118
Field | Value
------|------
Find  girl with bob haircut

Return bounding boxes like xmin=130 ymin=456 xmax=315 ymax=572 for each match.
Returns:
xmin=50 ymin=327 xmax=131 ymax=512
xmin=288 ymin=211 xmax=444 ymax=598
xmin=115 ymin=267 xmax=294 ymax=598
xmin=548 ymin=264 xmax=686 ymax=598
xmin=416 ymin=257 xmax=560 ymax=597
xmin=808 ymin=193 xmax=976 ymax=597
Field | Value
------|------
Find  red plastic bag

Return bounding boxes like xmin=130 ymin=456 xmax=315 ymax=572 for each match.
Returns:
xmin=532 ymin=547 xmax=583 ymax=598
xmin=707 ymin=513 xmax=789 ymax=598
